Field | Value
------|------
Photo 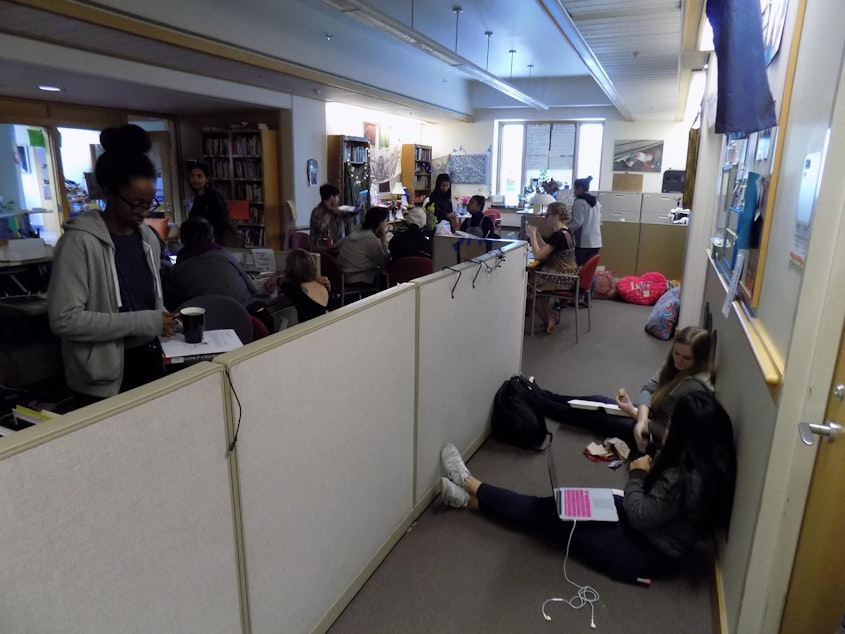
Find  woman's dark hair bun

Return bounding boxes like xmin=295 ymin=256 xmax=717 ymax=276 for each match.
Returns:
xmin=99 ymin=124 xmax=152 ymax=155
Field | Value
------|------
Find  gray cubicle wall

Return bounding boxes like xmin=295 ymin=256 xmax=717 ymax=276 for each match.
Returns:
xmin=414 ymin=242 xmax=528 ymax=507
xmin=0 ymin=364 xmax=243 ymax=634
xmin=431 ymin=236 xmax=515 ymax=274
xmin=217 ymin=286 xmax=418 ymax=634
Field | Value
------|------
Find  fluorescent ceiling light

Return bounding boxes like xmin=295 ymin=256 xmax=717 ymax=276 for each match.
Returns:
xmin=38 ymin=84 xmax=62 ymax=92
xmin=320 ymin=0 xmax=549 ymax=110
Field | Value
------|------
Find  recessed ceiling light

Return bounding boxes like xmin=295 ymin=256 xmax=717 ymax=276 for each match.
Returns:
xmin=38 ymin=85 xmax=62 ymax=92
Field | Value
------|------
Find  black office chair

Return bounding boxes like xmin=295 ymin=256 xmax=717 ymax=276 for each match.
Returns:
xmin=177 ymin=295 xmax=254 ymax=345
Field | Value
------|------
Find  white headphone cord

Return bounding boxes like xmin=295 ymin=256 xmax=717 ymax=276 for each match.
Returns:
xmin=541 ymin=520 xmax=600 ymax=628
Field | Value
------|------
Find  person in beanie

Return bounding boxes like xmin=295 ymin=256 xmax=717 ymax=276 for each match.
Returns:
xmin=569 ymin=176 xmax=602 ymax=266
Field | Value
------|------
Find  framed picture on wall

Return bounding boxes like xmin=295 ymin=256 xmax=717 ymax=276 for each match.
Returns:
xmin=307 ymin=159 xmax=318 ymax=187
xmin=612 ymin=140 xmax=664 ymax=173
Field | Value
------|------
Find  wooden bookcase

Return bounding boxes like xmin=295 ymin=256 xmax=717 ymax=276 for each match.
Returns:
xmin=201 ymin=128 xmax=280 ymax=248
xmin=401 ymin=144 xmax=433 ymax=203
xmin=326 ymin=135 xmax=371 ymax=207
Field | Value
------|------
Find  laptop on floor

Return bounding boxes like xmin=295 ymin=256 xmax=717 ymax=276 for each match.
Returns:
xmin=548 ymin=446 xmax=619 ymax=522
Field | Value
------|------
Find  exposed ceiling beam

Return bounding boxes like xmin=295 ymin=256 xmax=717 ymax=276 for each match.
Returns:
xmin=4 ymin=0 xmax=474 ymax=122
xmin=536 ymin=0 xmax=634 ymax=122
xmin=319 ymin=0 xmax=550 ymax=111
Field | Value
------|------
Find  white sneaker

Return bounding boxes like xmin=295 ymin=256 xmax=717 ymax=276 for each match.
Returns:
xmin=440 ymin=443 xmax=471 ymax=486
xmin=440 ymin=477 xmax=469 ymax=508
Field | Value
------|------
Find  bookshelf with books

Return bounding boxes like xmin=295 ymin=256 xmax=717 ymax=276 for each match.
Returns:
xmin=201 ymin=128 xmax=280 ymax=248
xmin=327 ymin=135 xmax=371 ymax=207
xmin=401 ymin=144 xmax=433 ymax=204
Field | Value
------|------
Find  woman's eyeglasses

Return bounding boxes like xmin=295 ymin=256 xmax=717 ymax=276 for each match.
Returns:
xmin=116 ymin=192 xmax=160 ymax=213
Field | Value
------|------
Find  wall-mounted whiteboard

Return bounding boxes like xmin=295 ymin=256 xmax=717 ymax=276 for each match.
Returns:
xmin=221 ymin=287 xmax=417 ymax=634
xmin=0 ymin=366 xmax=241 ymax=634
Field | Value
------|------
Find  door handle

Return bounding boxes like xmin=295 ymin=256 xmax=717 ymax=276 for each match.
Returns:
xmin=798 ymin=422 xmax=842 ymax=445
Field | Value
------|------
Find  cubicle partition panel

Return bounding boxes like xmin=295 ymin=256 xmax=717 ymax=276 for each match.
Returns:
xmin=431 ymin=236 xmax=515 ymax=273
xmin=0 ymin=364 xmax=243 ymax=634
xmin=414 ymin=242 xmax=528 ymax=508
xmin=218 ymin=286 xmax=418 ymax=634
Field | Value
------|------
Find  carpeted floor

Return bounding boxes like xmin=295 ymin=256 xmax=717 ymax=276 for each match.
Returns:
xmin=329 ymin=299 xmax=714 ymax=634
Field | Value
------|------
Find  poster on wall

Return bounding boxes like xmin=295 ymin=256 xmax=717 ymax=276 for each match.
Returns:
xmin=789 ymin=151 xmax=823 ymax=271
xmin=612 ymin=140 xmax=664 ymax=172
xmin=762 ymin=0 xmax=788 ymax=65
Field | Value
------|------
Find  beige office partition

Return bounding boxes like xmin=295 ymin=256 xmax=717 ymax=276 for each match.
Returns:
xmin=0 ymin=364 xmax=243 ymax=634
xmin=414 ymin=242 xmax=528 ymax=508
xmin=431 ymin=235 xmax=515 ymax=273
xmin=217 ymin=285 xmax=417 ymax=634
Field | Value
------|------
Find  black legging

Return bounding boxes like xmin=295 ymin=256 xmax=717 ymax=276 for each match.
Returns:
xmin=476 ymin=483 xmax=669 ymax=583
xmin=538 ymin=389 xmax=638 ymax=450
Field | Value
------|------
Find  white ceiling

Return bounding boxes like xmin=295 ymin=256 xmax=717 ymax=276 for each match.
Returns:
xmin=0 ymin=0 xmax=704 ymax=121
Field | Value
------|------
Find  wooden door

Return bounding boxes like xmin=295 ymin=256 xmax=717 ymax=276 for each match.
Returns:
xmin=780 ymin=320 xmax=845 ymax=632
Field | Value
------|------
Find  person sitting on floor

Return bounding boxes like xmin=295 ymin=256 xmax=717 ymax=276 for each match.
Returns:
xmin=526 ymin=201 xmax=578 ymax=334
xmin=439 ymin=391 xmax=737 ymax=584
xmin=537 ymin=326 xmax=713 ymax=453
xmin=389 ymin=207 xmax=432 ymax=260
xmin=338 ymin=206 xmax=391 ymax=286
xmin=278 ymin=249 xmax=333 ymax=324
xmin=171 ymin=217 xmax=277 ymax=333
xmin=460 ymin=195 xmax=497 ymax=238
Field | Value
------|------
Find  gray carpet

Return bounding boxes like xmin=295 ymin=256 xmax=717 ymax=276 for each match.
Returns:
xmin=329 ymin=299 xmax=714 ymax=633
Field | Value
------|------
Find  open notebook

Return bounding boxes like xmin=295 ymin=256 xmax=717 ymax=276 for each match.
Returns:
xmin=548 ymin=447 xmax=619 ymax=522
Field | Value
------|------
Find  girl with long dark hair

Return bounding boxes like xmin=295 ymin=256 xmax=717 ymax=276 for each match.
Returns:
xmin=439 ymin=391 xmax=737 ymax=583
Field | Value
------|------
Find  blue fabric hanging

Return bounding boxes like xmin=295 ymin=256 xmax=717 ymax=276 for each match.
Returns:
xmin=706 ymin=0 xmax=778 ymax=134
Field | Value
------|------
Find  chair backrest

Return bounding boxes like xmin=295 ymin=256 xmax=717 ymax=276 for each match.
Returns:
xmin=290 ymin=231 xmax=310 ymax=250
xmin=579 ymin=254 xmax=601 ymax=289
xmin=483 ymin=208 xmax=502 ymax=227
xmin=250 ymin=315 xmax=270 ymax=340
xmin=177 ymin=294 xmax=253 ymax=345
xmin=389 ymin=256 xmax=433 ymax=285
xmin=319 ymin=252 xmax=343 ymax=290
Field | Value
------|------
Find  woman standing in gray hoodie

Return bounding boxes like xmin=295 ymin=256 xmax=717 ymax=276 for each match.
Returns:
xmin=568 ymin=176 xmax=602 ymax=266
xmin=48 ymin=125 xmax=178 ymax=403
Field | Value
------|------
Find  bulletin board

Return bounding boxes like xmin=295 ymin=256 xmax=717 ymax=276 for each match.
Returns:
xmin=448 ymin=154 xmax=489 ymax=184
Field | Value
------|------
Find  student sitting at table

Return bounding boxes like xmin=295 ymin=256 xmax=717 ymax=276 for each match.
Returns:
xmin=48 ymin=124 xmax=178 ymax=404
xmin=278 ymin=249 xmax=333 ymax=324
xmin=171 ymin=217 xmax=277 ymax=332
xmin=389 ymin=207 xmax=432 ymax=260
xmin=460 ymin=195 xmax=498 ymax=238
xmin=338 ymin=206 xmax=391 ymax=286
xmin=526 ymin=202 xmax=578 ymax=334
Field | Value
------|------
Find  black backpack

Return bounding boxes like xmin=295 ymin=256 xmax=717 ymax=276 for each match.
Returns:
xmin=491 ymin=375 xmax=552 ymax=450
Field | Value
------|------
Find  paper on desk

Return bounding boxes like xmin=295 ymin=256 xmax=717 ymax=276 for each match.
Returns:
xmin=251 ymin=248 xmax=275 ymax=272
xmin=159 ymin=329 xmax=243 ymax=358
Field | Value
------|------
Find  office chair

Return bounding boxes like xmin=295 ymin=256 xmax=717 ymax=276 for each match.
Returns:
xmin=388 ymin=256 xmax=433 ymax=285
xmin=177 ymin=295 xmax=254 ymax=345
xmin=530 ymin=255 xmax=601 ymax=342
xmin=320 ymin=252 xmax=384 ymax=307
xmin=289 ymin=232 xmax=310 ymax=250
